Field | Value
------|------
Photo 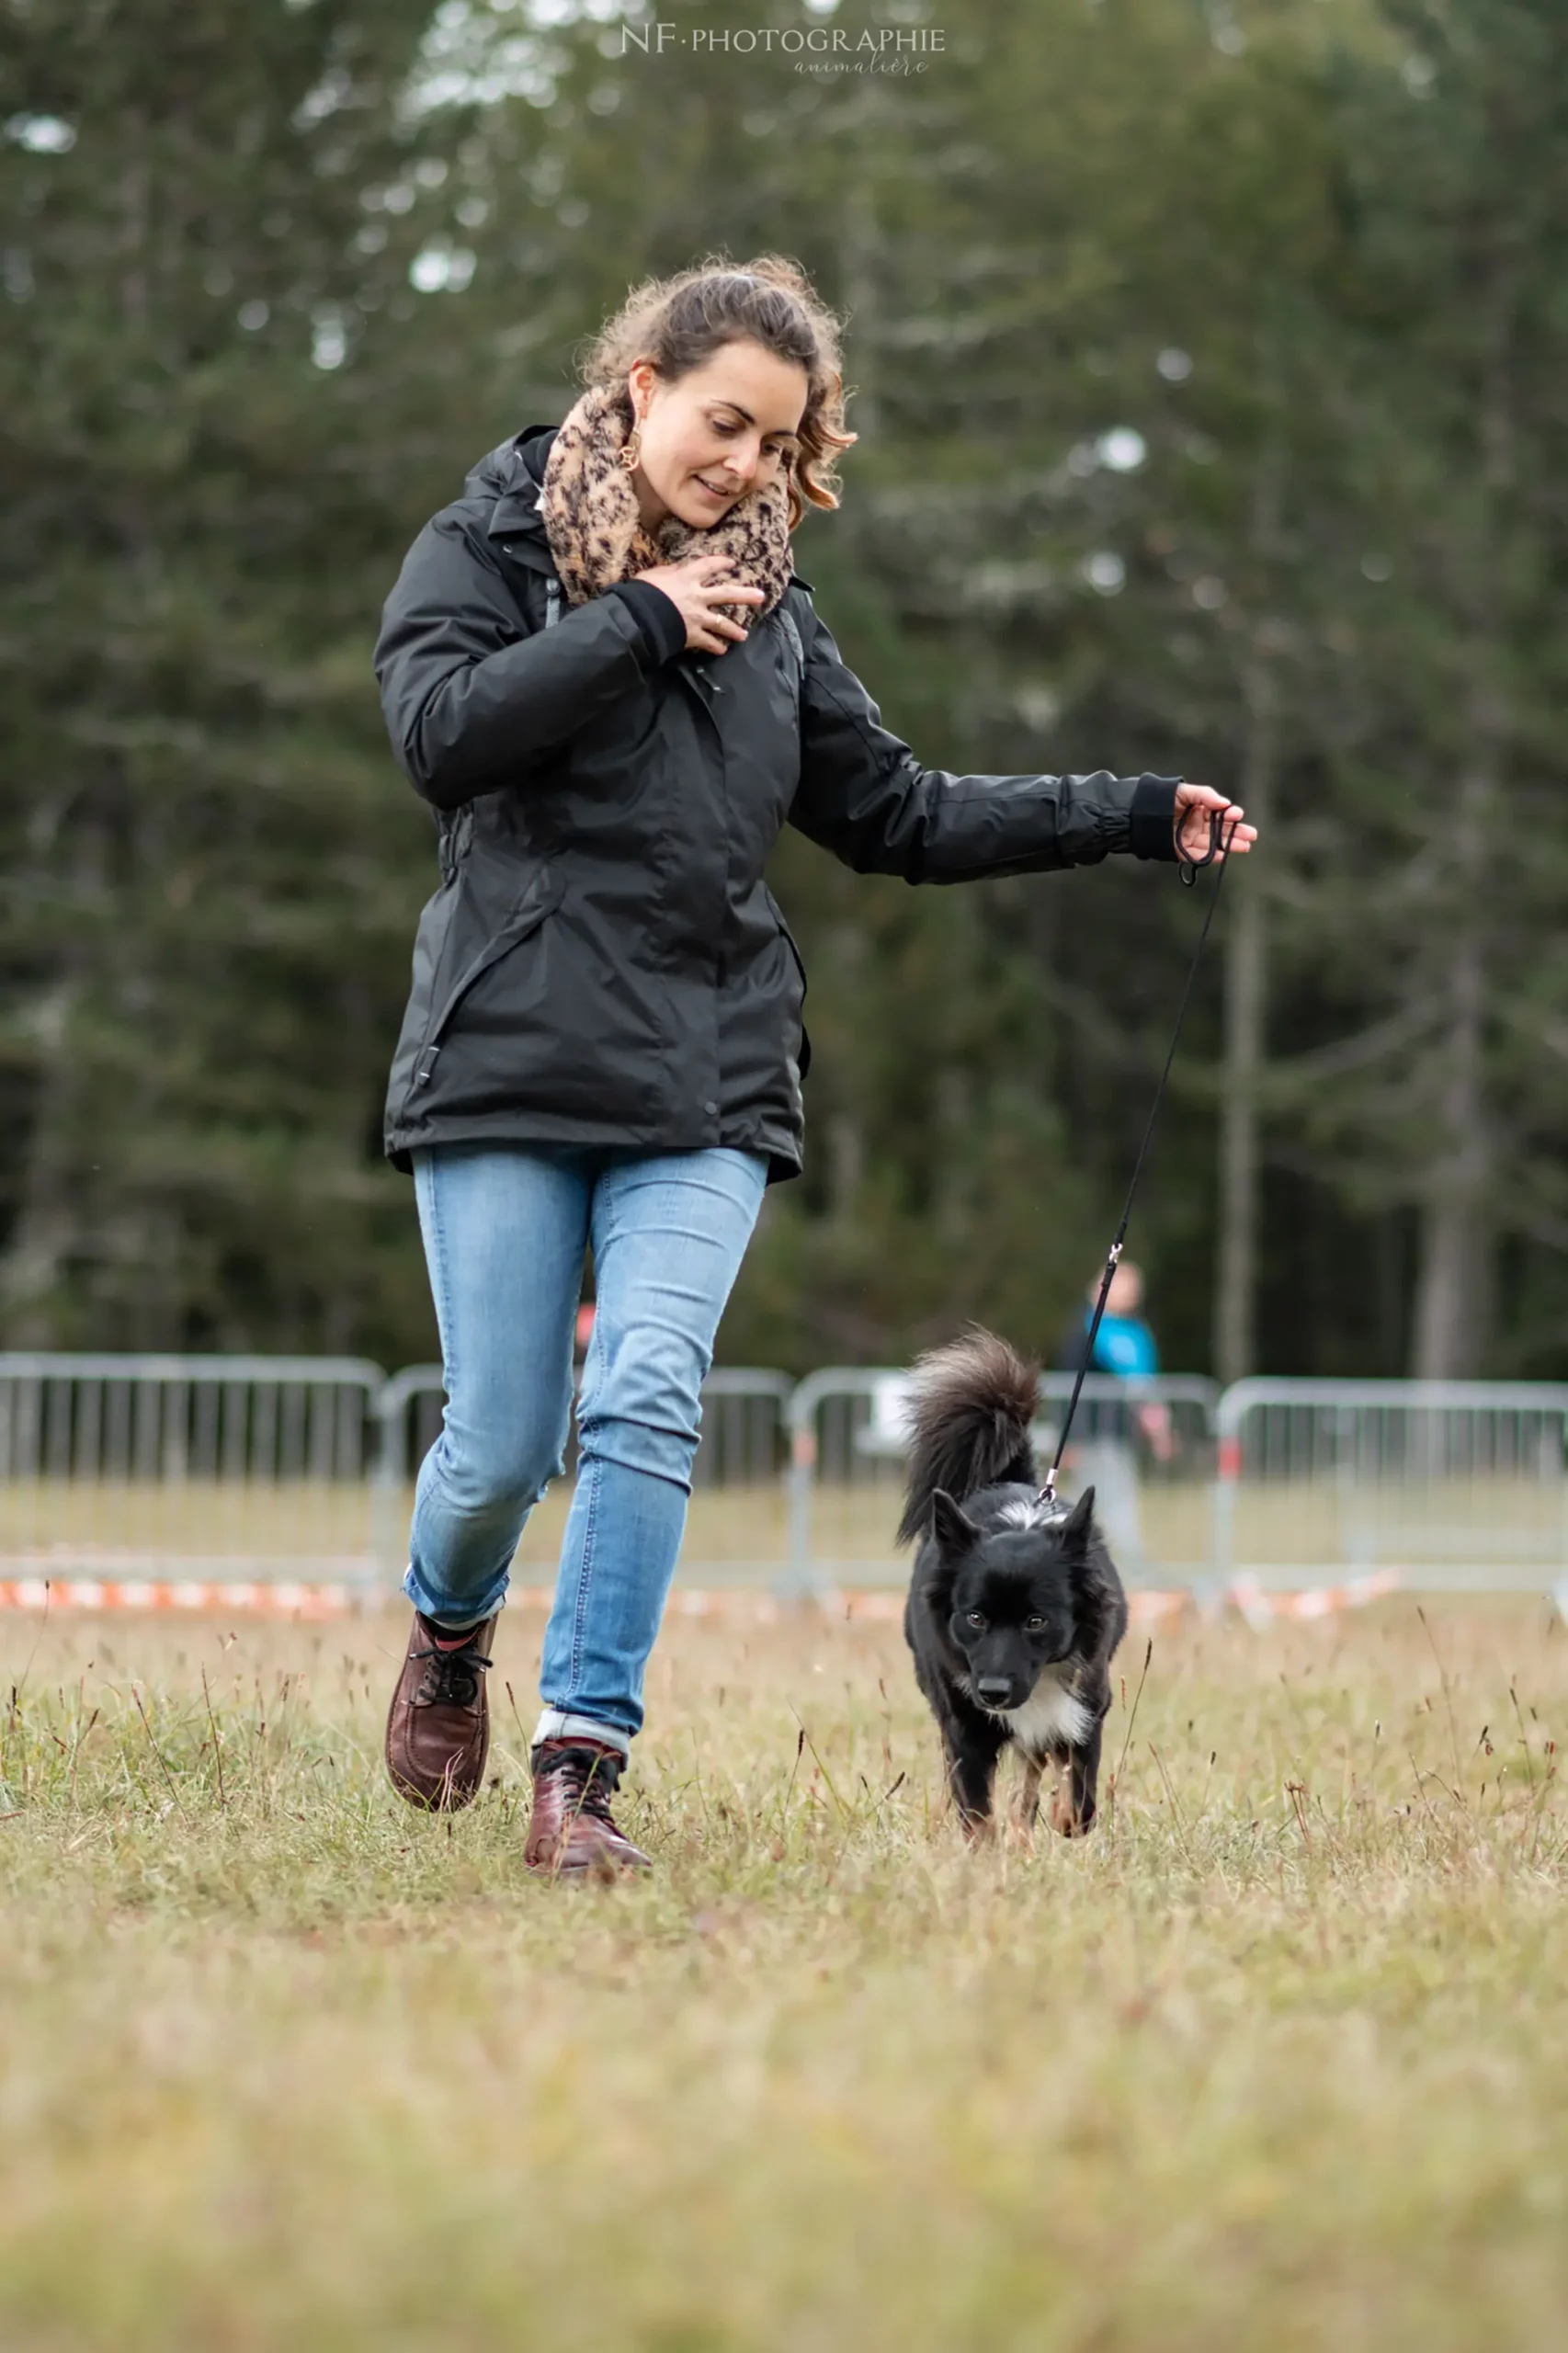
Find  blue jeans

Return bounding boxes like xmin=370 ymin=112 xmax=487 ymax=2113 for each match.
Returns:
xmin=405 ymin=1142 xmax=769 ymax=1757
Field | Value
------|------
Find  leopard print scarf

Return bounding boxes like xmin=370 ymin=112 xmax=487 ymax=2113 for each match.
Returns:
xmin=538 ymin=381 xmax=795 ymax=626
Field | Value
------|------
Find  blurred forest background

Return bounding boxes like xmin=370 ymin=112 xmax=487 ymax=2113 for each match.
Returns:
xmin=2 ymin=0 xmax=1565 ymax=1382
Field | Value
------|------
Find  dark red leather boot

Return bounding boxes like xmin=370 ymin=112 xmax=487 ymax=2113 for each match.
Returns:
xmin=384 ymin=1609 xmax=497 ymax=1811
xmin=523 ymin=1738 xmax=652 ymax=1878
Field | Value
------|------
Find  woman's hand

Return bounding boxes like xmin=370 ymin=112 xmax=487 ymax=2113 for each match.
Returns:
xmin=631 ymin=554 xmax=766 ymax=655
xmin=1174 ymin=781 xmax=1257 ymax=861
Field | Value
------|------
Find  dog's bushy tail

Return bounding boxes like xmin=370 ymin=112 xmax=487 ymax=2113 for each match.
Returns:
xmin=894 ymin=1324 xmax=1041 ymax=1548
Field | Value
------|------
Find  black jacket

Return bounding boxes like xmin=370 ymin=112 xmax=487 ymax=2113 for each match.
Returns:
xmin=374 ymin=425 xmax=1182 ymax=1185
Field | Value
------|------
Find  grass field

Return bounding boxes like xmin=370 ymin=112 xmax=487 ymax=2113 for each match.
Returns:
xmin=2 ymin=1595 xmax=1566 ymax=2350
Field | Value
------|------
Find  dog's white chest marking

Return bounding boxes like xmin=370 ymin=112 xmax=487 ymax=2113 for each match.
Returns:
xmin=1001 ymin=1675 xmax=1093 ymax=1756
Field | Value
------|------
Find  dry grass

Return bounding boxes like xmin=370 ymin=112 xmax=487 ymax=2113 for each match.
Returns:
xmin=2 ymin=1595 xmax=1566 ymax=2350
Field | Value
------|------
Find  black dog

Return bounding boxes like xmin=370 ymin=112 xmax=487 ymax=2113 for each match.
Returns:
xmin=898 ymin=1326 xmax=1129 ymax=1839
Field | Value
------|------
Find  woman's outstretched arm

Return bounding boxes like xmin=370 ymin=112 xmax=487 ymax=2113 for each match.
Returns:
xmin=788 ymin=597 xmax=1252 ymax=880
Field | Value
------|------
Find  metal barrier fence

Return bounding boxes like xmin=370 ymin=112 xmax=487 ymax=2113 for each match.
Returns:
xmin=0 ymin=1354 xmax=795 ymax=1594
xmin=372 ymin=1364 xmax=793 ymax=1583
xmin=7 ymin=1354 xmax=1568 ymax=1600
xmin=1213 ymin=1379 xmax=1568 ymax=1590
xmin=0 ymin=1353 xmax=386 ymax=1586
xmin=785 ymin=1368 xmax=1220 ymax=1594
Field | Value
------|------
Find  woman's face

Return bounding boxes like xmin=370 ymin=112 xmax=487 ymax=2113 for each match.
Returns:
xmin=626 ymin=339 xmax=809 ymax=533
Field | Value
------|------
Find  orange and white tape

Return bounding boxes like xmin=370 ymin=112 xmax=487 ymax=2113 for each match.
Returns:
xmin=0 ymin=1574 xmax=1395 ymax=1627
xmin=1227 ymin=1569 xmax=1400 ymax=1627
xmin=0 ymin=1578 xmax=354 ymax=1618
xmin=0 ymin=1578 xmax=1190 ymax=1626
xmin=510 ymin=1585 xmax=919 ymax=1625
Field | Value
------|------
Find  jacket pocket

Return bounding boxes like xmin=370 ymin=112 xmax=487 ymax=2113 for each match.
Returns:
xmin=401 ymin=858 xmax=565 ymax=1113
xmin=766 ymin=887 xmax=812 ymax=1083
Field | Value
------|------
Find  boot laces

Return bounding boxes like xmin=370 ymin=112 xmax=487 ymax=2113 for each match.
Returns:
xmin=546 ymin=1744 xmax=621 ymax=1825
xmin=412 ymin=1640 xmax=491 ymax=1709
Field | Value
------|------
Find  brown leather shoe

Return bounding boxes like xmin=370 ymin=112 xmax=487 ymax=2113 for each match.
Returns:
xmin=384 ymin=1608 xmax=497 ymax=1811
xmin=523 ymin=1738 xmax=652 ymax=1878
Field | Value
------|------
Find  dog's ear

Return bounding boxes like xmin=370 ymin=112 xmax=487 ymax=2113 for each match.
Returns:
xmin=1059 ymin=1484 xmax=1096 ymax=1553
xmin=929 ymin=1488 xmax=980 ymax=1557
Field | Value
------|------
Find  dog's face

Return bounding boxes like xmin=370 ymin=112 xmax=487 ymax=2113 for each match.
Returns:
xmin=926 ymin=1486 xmax=1096 ymax=1712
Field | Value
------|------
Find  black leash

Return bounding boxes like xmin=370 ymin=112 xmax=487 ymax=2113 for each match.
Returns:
xmin=1039 ymin=806 xmax=1240 ymax=1507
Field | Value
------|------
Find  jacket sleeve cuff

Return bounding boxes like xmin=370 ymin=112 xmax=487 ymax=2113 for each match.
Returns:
xmin=607 ymin=579 xmax=687 ymax=670
xmin=1129 ymin=773 xmax=1182 ymax=862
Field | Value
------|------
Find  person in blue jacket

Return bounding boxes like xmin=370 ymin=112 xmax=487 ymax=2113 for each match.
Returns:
xmin=1056 ymin=1257 xmax=1174 ymax=1567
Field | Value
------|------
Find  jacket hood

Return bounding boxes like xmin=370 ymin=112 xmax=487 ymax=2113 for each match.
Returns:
xmin=465 ymin=423 xmax=559 ymax=543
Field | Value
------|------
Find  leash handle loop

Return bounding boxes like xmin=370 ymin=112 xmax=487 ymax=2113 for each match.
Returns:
xmin=1176 ymin=801 xmax=1229 ymax=887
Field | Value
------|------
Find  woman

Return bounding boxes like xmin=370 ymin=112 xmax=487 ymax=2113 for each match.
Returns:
xmin=371 ymin=255 xmax=1255 ymax=1877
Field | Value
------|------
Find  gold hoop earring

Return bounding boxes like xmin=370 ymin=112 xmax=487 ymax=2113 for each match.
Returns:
xmin=619 ymin=424 xmax=642 ymax=473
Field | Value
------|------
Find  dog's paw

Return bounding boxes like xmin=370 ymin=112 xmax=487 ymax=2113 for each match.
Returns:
xmin=1049 ymin=1787 xmax=1096 ymax=1838
xmin=959 ymin=1809 xmax=997 ymax=1848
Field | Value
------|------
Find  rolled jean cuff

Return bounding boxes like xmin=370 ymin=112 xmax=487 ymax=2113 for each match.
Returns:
xmin=531 ymin=1707 xmax=631 ymax=1761
xmin=403 ymin=1560 xmax=510 ymax=1631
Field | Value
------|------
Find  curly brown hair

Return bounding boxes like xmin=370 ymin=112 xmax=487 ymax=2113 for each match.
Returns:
xmin=574 ymin=253 xmax=858 ymax=531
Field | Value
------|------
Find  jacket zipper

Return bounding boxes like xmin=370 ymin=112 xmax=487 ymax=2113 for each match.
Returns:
xmin=404 ymin=872 xmax=562 ymax=1103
